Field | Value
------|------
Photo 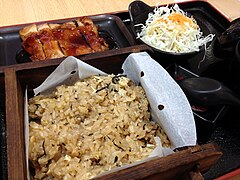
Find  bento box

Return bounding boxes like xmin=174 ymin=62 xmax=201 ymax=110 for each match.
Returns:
xmin=2 ymin=45 xmax=222 ymax=180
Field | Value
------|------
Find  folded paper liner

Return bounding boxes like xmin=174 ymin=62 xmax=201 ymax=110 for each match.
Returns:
xmin=25 ymin=52 xmax=196 ymax=179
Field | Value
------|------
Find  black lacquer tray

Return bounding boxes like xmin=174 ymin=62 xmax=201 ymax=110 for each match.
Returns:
xmin=117 ymin=1 xmax=239 ymax=179
xmin=106 ymin=1 xmax=240 ymax=179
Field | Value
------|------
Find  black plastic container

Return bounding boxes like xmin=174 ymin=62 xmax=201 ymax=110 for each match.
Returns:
xmin=0 ymin=14 xmax=136 ymax=66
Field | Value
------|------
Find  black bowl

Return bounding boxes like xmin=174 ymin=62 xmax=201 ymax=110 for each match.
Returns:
xmin=128 ymin=1 xmax=212 ymax=62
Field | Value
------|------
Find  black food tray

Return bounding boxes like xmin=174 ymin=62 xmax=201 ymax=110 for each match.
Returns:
xmin=0 ymin=14 xmax=136 ymax=66
xmin=165 ymin=64 xmax=240 ymax=180
xmin=116 ymin=1 xmax=240 ymax=179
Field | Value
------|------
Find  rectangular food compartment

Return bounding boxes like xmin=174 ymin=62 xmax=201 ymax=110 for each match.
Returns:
xmin=0 ymin=14 xmax=136 ymax=66
xmin=3 ymin=47 xmax=223 ymax=179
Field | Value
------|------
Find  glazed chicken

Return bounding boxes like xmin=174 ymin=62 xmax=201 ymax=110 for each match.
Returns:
xmin=19 ymin=17 xmax=109 ymax=61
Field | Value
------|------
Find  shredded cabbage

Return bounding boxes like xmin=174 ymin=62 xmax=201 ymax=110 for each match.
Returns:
xmin=137 ymin=4 xmax=215 ymax=53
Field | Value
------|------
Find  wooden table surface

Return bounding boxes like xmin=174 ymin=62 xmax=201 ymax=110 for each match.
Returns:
xmin=0 ymin=0 xmax=239 ymax=27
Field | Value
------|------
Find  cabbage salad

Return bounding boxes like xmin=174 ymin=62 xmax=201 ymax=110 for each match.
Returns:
xmin=137 ymin=4 xmax=215 ymax=53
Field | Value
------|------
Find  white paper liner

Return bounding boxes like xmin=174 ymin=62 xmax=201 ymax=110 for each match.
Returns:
xmin=34 ymin=57 xmax=106 ymax=95
xmin=24 ymin=88 xmax=31 ymax=180
xmin=25 ymin=52 xmax=196 ymax=179
xmin=122 ymin=52 xmax=196 ymax=148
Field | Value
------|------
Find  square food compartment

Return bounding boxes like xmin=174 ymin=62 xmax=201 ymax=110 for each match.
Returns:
xmin=3 ymin=48 xmax=222 ymax=179
xmin=0 ymin=14 xmax=136 ymax=66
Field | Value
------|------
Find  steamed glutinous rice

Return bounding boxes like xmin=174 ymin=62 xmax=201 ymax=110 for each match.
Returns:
xmin=28 ymin=74 xmax=170 ymax=179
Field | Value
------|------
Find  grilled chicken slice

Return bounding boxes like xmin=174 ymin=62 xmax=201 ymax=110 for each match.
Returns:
xmin=37 ymin=23 xmax=64 ymax=59
xmin=19 ymin=24 xmax=46 ymax=61
xmin=76 ymin=17 xmax=109 ymax=52
xmin=50 ymin=22 xmax=93 ymax=56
